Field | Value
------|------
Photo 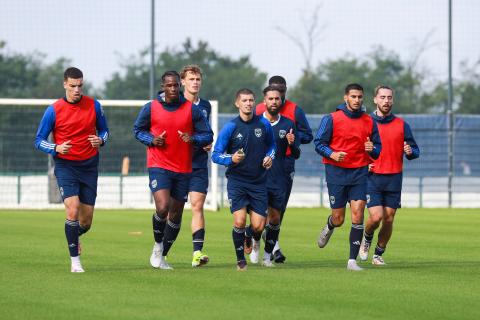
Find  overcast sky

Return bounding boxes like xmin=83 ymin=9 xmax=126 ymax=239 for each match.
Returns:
xmin=1 ymin=0 xmax=479 ymax=88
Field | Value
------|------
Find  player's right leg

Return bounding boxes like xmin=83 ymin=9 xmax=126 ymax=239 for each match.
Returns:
xmin=227 ymin=179 xmax=249 ymax=270
xmin=273 ymin=167 xmax=294 ymax=262
xmin=318 ymin=183 xmax=347 ymax=248
xmin=149 ymin=168 xmax=172 ymax=269
xmin=232 ymin=209 xmax=248 ymax=271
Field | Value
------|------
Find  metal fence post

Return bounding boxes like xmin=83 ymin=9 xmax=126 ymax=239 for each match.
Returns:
xmin=17 ymin=174 xmax=21 ymax=204
xmin=119 ymin=174 xmax=123 ymax=205
xmin=419 ymin=176 xmax=423 ymax=208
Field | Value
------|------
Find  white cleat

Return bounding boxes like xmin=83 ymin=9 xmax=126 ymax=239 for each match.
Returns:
xmin=372 ymin=255 xmax=386 ymax=266
xmin=347 ymin=259 xmax=363 ymax=271
xmin=359 ymin=237 xmax=371 ymax=261
xmin=150 ymin=242 xmax=163 ymax=268
xmin=317 ymin=225 xmax=334 ymax=248
xmin=262 ymin=259 xmax=275 ymax=268
xmin=249 ymin=239 xmax=260 ymax=264
xmin=71 ymin=261 xmax=84 ymax=273
xmin=159 ymin=256 xmax=174 ymax=270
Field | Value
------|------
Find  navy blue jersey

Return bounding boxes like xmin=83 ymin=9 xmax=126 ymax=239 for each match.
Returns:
xmin=264 ymin=114 xmax=300 ymax=190
xmin=192 ymin=97 xmax=212 ymax=169
xmin=212 ymin=115 xmax=276 ymax=184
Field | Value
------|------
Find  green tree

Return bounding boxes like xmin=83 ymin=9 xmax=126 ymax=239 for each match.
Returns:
xmin=102 ymin=39 xmax=267 ymax=112
xmin=0 ymin=41 xmax=83 ymax=98
xmin=455 ymin=60 xmax=480 ymax=114
xmin=289 ymin=46 xmax=437 ymax=114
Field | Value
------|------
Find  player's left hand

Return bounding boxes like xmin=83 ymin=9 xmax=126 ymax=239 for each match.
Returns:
xmin=365 ymin=137 xmax=374 ymax=153
xmin=203 ymin=143 xmax=212 ymax=152
xmin=178 ymin=130 xmax=192 ymax=143
xmin=404 ymin=141 xmax=412 ymax=155
xmin=88 ymin=135 xmax=103 ymax=148
xmin=286 ymin=128 xmax=295 ymax=145
xmin=262 ymin=156 xmax=273 ymax=169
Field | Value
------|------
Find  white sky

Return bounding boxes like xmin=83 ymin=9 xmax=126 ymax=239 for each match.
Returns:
xmin=1 ymin=0 xmax=479 ymax=88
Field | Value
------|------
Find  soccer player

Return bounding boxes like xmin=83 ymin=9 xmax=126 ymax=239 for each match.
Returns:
xmin=212 ymin=88 xmax=275 ymax=271
xmin=314 ymin=83 xmax=382 ymax=271
xmin=34 ymin=67 xmax=109 ymax=273
xmin=255 ymin=75 xmax=313 ymax=263
xmin=134 ymin=71 xmax=213 ymax=270
xmin=248 ymin=86 xmax=300 ymax=266
xmin=359 ymin=86 xmax=420 ymax=265
xmin=180 ymin=65 xmax=212 ymax=267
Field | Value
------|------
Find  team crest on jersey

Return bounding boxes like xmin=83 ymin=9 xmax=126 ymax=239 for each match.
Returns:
xmin=151 ymin=179 xmax=157 ymax=189
xmin=366 ymin=194 xmax=370 ymax=204
xmin=279 ymin=130 xmax=287 ymax=139
xmin=236 ymin=133 xmax=243 ymax=140
xmin=330 ymin=196 xmax=335 ymax=205
xmin=59 ymin=187 xmax=64 ymax=197
xmin=255 ymin=128 xmax=262 ymax=138
xmin=202 ymin=109 xmax=208 ymax=118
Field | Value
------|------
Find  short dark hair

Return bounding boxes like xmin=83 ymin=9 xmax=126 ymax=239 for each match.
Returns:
xmin=262 ymin=85 xmax=281 ymax=96
xmin=64 ymin=67 xmax=83 ymax=81
xmin=374 ymin=85 xmax=394 ymax=96
xmin=161 ymin=70 xmax=180 ymax=83
xmin=345 ymin=83 xmax=364 ymax=94
xmin=235 ymin=88 xmax=255 ymax=100
xmin=268 ymin=75 xmax=287 ymax=86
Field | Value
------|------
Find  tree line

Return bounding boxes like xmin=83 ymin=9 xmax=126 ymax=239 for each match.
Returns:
xmin=1 ymin=39 xmax=478 ymax=114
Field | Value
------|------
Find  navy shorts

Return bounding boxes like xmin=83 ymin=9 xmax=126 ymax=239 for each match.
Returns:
xmin=327 ymin=183 xmax=367 ymax=209
xmin=267 ymin=185 xmax=286 ymax=211
xmin=54 ymin=155 xmax=99 ymax=206
xmin=227 ymin=179 xmax=268 ymax=217
xmin=189 ymin=167 xmax=209 ymax=194
xmin=148 ymin=168 xmax=191 ymax=202
xmin=366 ymin=182 xmax=402 ymax=209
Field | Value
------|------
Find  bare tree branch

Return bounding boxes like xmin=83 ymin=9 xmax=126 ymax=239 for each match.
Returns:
xmin=275 ymin=4 xmax=327 ymax=71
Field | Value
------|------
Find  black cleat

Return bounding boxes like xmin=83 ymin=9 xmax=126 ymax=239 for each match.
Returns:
xmin=273 ymin=249 xmax=286 ymax=263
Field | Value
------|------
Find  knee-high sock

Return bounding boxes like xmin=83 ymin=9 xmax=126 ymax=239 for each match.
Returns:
xmin=162 ymin=220 xmax=181 ymax=256
xmin=65 ymin=219 xmax=80 ymax=257
xmin=152 ymin=212 xmax=167 ymax=244
xmin=232 ymin=227 xmax=246 ymax=262
xmin=264 ymin=223 xmax=280 ymax=254
xmin=349 ymin=223 xmax=364 ymax=259
xmin=192 ymin=228 xmax=205 ymax=252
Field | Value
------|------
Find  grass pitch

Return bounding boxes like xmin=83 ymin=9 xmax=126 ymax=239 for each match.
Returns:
xmin=0 ymin=208 xmax=479 ymax=320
